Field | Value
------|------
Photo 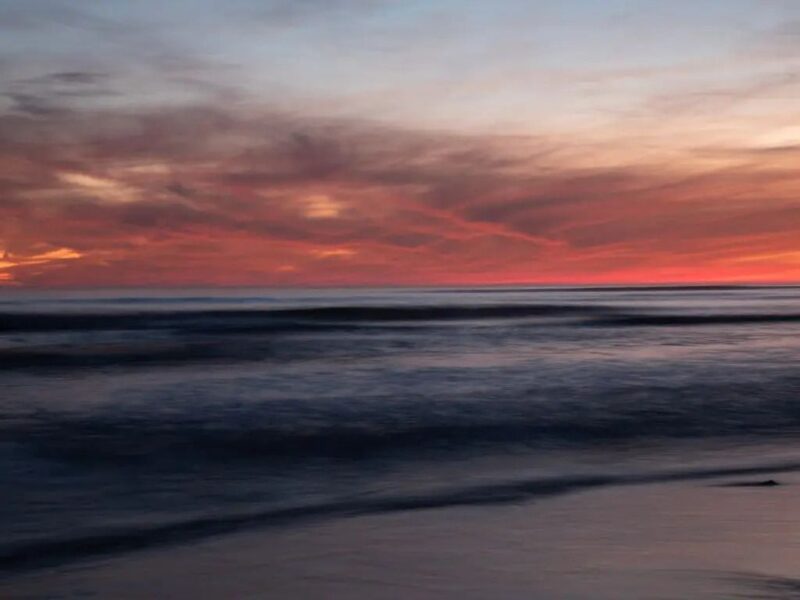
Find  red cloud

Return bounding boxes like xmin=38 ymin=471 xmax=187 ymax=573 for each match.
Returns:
xmin=1 ymin=103 xmax=799 ymax=287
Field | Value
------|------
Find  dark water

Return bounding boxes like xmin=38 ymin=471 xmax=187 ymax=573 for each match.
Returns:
xmin=2 ymin=285 xmax=800 ymax=573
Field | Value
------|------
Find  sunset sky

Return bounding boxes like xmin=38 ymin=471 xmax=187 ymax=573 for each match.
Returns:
xmin=1 ymin=0 xmax=799 ymax=287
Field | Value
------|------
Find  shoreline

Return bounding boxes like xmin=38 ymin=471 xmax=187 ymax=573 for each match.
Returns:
xmin=5 ymin=455 xmax=800 ymax=576
xmin=5 ymin=470 xmax=800 ymax=599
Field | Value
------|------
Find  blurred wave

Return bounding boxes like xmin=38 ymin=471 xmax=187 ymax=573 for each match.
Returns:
xmin=2 ymin=294 xmax=800 ymax=370
xmin=7 ymin=372 xmax=800 ymax=463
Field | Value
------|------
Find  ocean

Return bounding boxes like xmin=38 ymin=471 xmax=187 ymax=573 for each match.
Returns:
xmin=3 ymin=285 xmax=800 ymax=597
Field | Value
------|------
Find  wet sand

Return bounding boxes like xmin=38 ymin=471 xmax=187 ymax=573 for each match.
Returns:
xmin=5 ymin=474 xmax=800 ymax=599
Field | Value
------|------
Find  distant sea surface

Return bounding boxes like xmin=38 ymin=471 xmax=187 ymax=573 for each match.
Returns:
xmin=3 ymin=285 xmax=800 ymax=574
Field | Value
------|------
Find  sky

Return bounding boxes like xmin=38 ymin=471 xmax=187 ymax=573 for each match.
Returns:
xmin=1 ymin=0 xmax=799 ymax=287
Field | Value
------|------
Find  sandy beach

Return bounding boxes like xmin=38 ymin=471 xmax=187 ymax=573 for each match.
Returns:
xmin=5 ymin=470 xmax=800 ymax=599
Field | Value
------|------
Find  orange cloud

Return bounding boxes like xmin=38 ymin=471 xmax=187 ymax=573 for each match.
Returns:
xmin=0 ymin=247 xmax=84 ymax=285
xmin=301 ymin=194 xmax=343 ymax=219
